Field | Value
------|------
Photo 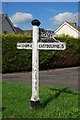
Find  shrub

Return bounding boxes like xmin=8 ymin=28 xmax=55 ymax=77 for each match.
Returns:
xmin=2 ymin=34 xmax=32 ymax=73
xmin=2 ymin=34 xmax=80 ymax=73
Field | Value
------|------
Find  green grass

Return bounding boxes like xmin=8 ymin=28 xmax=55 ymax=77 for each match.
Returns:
xmin=2 ymin=82 xmax=80 ymax=119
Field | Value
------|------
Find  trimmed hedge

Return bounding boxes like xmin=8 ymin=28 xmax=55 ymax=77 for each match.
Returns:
xmin=2 ymin=34 xmax=32 ymax=73
xmin=2 ymin=34 xmax=80 ymax=73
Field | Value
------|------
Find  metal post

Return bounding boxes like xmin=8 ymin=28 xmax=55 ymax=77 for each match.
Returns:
xmin=30 ymin=19 xmax=41 ymax=108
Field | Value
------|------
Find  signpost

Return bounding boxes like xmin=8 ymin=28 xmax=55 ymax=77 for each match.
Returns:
xmin=17 ymin=42 xmax=66 ymax=50
xmin=17 ymin=19 xmax=66 ymax=108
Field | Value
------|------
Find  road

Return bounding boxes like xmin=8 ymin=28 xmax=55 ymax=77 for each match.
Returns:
xmin=2 ymin=67 xmax=79 ymax=90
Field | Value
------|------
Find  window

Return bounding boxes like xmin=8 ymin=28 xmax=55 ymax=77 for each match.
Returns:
xmin=4 ymin=31 xmax=7 ymax=34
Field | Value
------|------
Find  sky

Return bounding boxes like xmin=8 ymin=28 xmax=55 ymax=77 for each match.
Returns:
xmin=2 ymin=2 xmax=79 ymax=31
xmin=1 ymin=0 xmax=79 ymax=2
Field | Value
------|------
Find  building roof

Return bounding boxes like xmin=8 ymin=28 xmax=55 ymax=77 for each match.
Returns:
xmin=55 ymin=21 xmax=80 ymax=33
xmin=14 ymin=27 xmax=24 ymax=34
xmin=24 ymin=29 xmax=32 ymax=33
xmin=67 ymin=22 xmax=80 ymax=32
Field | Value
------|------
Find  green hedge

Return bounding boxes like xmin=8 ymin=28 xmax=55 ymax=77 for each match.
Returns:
xmin=2 ymin=34 xmax=80 ymax=73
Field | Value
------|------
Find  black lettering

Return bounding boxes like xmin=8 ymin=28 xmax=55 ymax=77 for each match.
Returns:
xmin=62 ymin=44 xmax=64 ymax=48
xmin=25 ymin=44 xmax=29 ymax=47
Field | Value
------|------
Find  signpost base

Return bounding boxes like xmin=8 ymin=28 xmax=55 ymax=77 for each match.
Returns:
xmin=30 ymin=100 xmax=40 ymax=108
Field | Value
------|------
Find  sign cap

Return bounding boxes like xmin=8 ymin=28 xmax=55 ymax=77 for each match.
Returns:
xmin=31 ymin=19 xmax=41 ymax=26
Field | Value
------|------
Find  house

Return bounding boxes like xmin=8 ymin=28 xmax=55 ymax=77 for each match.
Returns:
xmin=0 ymin=15 xmax=1 ymax=33
xmin=24 ymin=29 xmax=32 ymax=35
xmin=54 ymin=21 xmax=80 ymax=38
xmin=2 ymin=14 xmax=16 ymax=34
xmin=2 ymin=14 xmax=24 ymax=34
xmin=14 ymin=27 xmax=24 ymax=34
xmin=2 ymin=13 xmax=54 ymax=36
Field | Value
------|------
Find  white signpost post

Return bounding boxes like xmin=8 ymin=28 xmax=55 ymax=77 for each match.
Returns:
xmin=17 ymin=19 xmax=66 ymax=108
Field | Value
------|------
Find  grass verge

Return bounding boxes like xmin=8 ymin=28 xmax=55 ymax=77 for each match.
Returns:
xmin=2 ymin=82 xmax=80 ymax=118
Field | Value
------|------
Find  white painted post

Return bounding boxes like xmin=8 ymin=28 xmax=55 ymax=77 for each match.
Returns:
xmin=17 ymin=19 xmax=66 ymax=108
xmin=30 ymin=19 xmax=41 ymax=108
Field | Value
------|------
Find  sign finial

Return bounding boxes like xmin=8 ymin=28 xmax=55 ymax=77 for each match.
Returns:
xmin=31 ymin=19 xmax=41 ymax=26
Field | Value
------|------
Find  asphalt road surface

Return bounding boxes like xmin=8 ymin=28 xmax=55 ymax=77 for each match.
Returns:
xmin=2 ymin=67 xmax=79 ymax=90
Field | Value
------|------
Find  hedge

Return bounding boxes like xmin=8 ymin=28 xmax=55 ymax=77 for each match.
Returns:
xmin=2 ymin=34 xmax=80 ymax=73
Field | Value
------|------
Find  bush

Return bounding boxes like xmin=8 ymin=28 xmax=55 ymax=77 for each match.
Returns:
xmin=2 ymin=34 xmax=32 ymax=73
xmin=2 ymin=34 xmax=80 ymax=73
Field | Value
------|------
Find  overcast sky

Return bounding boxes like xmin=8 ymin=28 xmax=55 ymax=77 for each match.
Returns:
xmin=2 ymin=2 xmax=79 ymax=30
